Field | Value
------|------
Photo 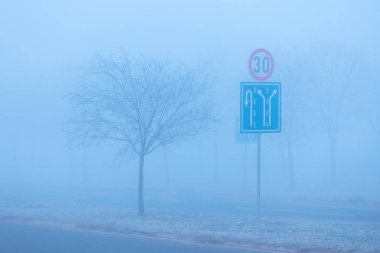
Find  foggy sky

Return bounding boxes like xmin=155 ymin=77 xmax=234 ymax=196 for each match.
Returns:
xmin=0 ymin=0 xmax=379 ymax=201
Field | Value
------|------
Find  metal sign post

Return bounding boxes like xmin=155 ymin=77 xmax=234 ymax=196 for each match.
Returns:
xmin=240 ymin=82 xmax=281 ymax=220
xmin=240 ymin=49 xmax=281 ymax=221
xmin=257 ymin=133 xmax=261 ymax=220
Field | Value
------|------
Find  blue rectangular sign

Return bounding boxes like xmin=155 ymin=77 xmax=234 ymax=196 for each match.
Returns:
xmin=240 ymin=82 xmax=281 ymax=133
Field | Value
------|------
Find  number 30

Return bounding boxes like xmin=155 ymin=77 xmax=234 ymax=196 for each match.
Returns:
xmin=253 ymin=56 xmax=270 ymax=74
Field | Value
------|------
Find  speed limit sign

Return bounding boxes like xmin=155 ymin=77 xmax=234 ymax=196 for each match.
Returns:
xmin=248 ymin=48 xmax=274 ymax=81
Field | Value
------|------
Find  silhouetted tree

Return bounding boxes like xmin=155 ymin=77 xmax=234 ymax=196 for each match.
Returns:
xmin=368 ymin=68 xmax=380 ymax=183
xmin=70 ymin=55 xmax=215 ymax=215
xmin=276 ymin=51 xmax=313 ymax=190
xmin=311 ymin=45 xmax=356 ymax=185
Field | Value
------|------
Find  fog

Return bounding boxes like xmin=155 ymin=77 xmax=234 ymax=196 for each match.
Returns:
xmin=0 ymin=1 xmax=380 ymax=251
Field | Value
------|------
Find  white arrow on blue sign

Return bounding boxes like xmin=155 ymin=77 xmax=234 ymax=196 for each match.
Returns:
xmin=240 ymin=82 xmax=281 ymax=133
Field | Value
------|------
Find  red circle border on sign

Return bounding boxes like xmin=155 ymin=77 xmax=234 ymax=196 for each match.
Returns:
xmin=248 ymin=48 xmax=274 ymax=81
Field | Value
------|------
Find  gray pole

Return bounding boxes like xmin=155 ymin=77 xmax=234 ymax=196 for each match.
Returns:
xmin=257 ymin=133 xmax=261 ymax=220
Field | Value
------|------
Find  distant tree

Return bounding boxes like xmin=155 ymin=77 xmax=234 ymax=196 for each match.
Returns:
xmin=70 ymin=55 xmax=215 ymax=215
xmin=275 ymin=51 xmax=313 ymax=190
xmin=212 ymin=132 xmax=219 ymax=181
xmin=368 ymin=67 xmax=380 ymax=183
xmin=311 ymin=45 xmax=356 ymax=185
xmin=370 ymin=99 xmax=380 ymax=183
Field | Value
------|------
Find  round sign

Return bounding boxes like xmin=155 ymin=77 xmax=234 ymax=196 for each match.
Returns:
xmin=248 ymin=48 xmax=274 ymax=81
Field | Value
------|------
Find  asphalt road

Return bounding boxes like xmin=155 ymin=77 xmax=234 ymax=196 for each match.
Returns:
xmin=0 ymin=221 xmax=268 ymax=253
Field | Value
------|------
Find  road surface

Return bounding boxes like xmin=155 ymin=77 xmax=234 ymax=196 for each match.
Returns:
xmin=0 ymin=221 xmax=269 ymax=253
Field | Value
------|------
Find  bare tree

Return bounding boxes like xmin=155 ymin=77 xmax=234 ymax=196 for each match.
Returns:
xmin=275 ymin=51 xmax=313 ymax=190
xmin=311 ymin=45 xmax=356 ymax=185
xmin=368 ymin=68 xmax=380 ymax=183
xmin=70 ymin=55 xmax=215 ymax=215
xmin=370 ymin=100 xmax=380 ymax=183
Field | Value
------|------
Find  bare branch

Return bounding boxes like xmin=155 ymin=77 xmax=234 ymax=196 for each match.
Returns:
xmin=69 ymin=55 xmax=215 ymax=157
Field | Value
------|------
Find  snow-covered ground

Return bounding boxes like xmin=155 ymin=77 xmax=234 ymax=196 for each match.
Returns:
xmin=0 ymin=196 xmax=379 ymax=253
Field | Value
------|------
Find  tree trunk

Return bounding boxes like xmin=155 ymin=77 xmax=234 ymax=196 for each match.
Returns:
xmin=330 ymin=138 xmax=337 ymax=185
xmin=82 ymin=148 xmax=88 ymax=183
xmin=213 ymin=135 xmax=219 ymax=181
xmin=163 ymin=145 xmax=169 ymax=188
xmin=287 ymin=139 xmax=295 ymax=191
xmin=138 ymin=153 xmax=145 ymax=216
